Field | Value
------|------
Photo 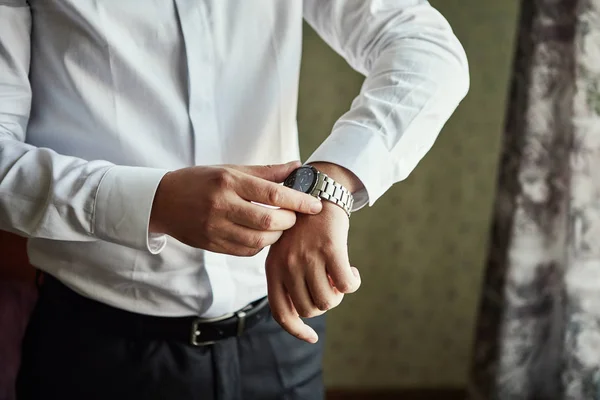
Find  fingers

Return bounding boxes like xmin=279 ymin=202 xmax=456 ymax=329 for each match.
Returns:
xmin=224 ymin=162 xmax=323 ymax=214
xmin=208 ymin=230 xmax=281 ymax=257
xmin=268 ymin=279 xmax=319 ymax=344
xmin=284 ymin=273 xmax=326 ymax=319
xmin=233 ymin=161 xmax=302 ymax=183
xmin=227 ymin=199 xmax=297 ymax=231
xmin=326 ymin=253 xmax=361 ymax=294
xmin=220 ymin=222 xmax=283 ymax=250
xmin=285 ymin=261 xmax=343 ymax=318
xmin=212 ymin=240 xmax=260 ymax=258
xmin=306 ymin=266 xmax=344 ymax=312
xmin=237 ymin=177 xmax=322 ymax=215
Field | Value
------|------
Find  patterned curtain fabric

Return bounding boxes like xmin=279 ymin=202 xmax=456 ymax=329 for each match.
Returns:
xmin=469 ymin=0 xmax=600 ymax=399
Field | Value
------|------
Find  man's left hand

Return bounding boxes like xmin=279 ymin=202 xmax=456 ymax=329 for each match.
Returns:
xmin=266 ymin=199 xmax=361 ymax=344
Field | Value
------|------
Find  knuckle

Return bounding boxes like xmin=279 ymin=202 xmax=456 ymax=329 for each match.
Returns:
xmin=336 ymin=280 xmax=355 ymax=293
xmin=316 ymin=293 xmax=343 ymax=311
xmin=282 ymin=258 xmax=297 ymax=273
xmin=298 ymin=253 xmax=317 ymax=268
xmin=272 ymin=312 xmax=287 ymax=327
xmin=241 ymin=245 xmax=261 ymax=257
xmin=281 ymin=251 xmax=295 ymax=264
xmin=298 ymin=197 xmax=310 ymax=212
xmin=267 ymin=187 xmax=282 ymax=205
xmin=223 ymin=206 xmax=236 ymax=223
xmin=252 ymin=234 xmax=267 ymax=249
xmin=206 ymin=185 xmax=228 ymax=209
xmin=297 ymin=308 xmax=311 ymax=318
xmin=208 ymin=197 xmax=224 ymax=212
xmin=296 ymin=305 xmax=315 ymax=318
xmin=247 ymin=249 xmax=261 ymax=257
xmin=260 ymin=213 xmax=274 ymax=230
xmin=316 ymin=300 xmax=332 ymax=311
xmin=320 ymin=239 xmax=337 ymax=253
xmin=214 ymin=168 xmax=235 ymax=189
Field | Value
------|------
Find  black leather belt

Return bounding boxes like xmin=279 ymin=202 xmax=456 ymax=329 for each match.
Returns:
xmin=41 ymin=274 xmax=271 ymax=347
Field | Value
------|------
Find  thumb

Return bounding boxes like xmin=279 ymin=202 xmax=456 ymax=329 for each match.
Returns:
xmin=235 ymin=160 xmax=301 ymax=182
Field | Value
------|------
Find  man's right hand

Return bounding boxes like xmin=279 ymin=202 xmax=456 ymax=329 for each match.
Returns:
xmin=149 ymin=161 xmax=322 ymax=256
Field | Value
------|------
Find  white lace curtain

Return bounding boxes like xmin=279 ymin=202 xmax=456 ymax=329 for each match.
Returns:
xmin=469 ymin=0 xmax=600 ymax=399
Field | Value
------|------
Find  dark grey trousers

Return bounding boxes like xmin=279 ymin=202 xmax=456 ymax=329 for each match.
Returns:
xmin=16 ymin=281 xmax=326 ymax=400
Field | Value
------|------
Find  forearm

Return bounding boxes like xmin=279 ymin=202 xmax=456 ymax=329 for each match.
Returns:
xmin=304 ymin=1 xmax=469 ymax=209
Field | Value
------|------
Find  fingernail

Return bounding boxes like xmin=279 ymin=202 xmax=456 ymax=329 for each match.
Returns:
xmin=310 ymin=201 xmax=322 ymax=213
xmin=307 ymin=328 xmax=319 ymax=343
xmin=351 ymin=267 xmax=361 ymax=281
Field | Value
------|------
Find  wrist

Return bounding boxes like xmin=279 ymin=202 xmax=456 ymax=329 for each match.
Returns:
xmin=319 ymin=198 xmax=350 ymax=219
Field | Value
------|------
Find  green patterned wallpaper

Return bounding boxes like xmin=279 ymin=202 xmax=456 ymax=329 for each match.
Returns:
xmin=297 ymin=0 xmax=520 ymax=388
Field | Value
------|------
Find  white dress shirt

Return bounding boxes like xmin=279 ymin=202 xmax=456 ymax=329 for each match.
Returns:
xmin=0 ymin=0 xmax=468 ymax=317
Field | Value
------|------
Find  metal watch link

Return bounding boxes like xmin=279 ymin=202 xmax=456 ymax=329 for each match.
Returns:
xmin=283 ymin=165 xmax=354 ymax=217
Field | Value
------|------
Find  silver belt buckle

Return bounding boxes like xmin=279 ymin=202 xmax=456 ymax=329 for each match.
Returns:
xmin=189 ymin=311 xmax=233 ymax=347
xmin=189 ymin=300 xmax=261 ymax=346
xmin=190 ymin=319 xmax=213 ymax=346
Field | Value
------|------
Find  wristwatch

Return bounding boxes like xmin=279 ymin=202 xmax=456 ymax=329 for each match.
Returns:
xmin=283 ymin=165 xmax=354 ymax=217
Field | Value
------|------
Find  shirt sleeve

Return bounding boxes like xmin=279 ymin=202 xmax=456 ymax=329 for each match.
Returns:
xmin=0 ymin=2 xmax=168 ymax=254
xmin=303 ymin=0 xmax=470 ymax=210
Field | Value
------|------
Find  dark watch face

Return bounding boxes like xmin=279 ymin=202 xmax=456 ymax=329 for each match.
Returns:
xmin=284 ymin=166 xmax=317 ymax=193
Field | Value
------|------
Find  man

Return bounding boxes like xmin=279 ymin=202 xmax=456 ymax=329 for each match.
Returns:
xmin=0 ymin=0 xmax=468 ymax=399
